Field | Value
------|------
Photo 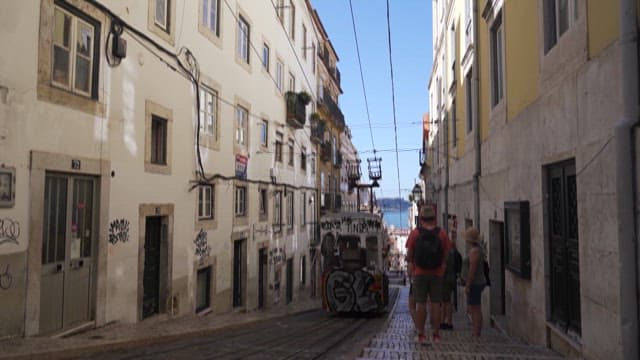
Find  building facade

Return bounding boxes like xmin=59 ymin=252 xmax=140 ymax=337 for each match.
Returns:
xmin=0 ymin=0 xmax=346 ymax=338
xmin=426 ymin=0 xmax=639 ymax=358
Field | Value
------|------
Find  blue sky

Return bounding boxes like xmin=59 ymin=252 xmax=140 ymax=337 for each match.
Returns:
xmin=313 ymin=0 xmax=433 ymax=200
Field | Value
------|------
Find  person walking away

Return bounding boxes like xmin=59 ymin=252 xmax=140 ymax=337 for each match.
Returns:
xmin=461 ymin=227 xmax=487 ymax=337
xmin=406 ymin=205 xmax=451 ymax=345
xmin=440 ymin=243 xmax=462 ymax=330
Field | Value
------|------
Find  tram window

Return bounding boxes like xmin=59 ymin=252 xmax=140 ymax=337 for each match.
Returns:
xmin=337 ymin=235 xmax=360 ymax=249
xmin=366 ymin=236 xmax=378 ymax=269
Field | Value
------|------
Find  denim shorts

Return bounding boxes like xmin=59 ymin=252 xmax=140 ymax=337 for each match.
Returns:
xmin=467 ymin=284 xmax=485 ymax=305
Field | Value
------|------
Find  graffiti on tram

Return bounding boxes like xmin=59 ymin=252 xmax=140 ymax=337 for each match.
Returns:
xmin=323 ymin=269 xmax=384 ymax=312
xmin=319 ymin=217 xmax=382 ymax=235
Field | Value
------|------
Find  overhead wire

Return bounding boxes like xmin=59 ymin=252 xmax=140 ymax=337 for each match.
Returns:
xmin=348 ymin=0 xmax=376 ymax=152
xmin=385 ymin=0 xmax=404 ymax=222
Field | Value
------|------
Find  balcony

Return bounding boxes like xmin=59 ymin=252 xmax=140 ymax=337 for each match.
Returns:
xmin=318 ymin=45 xmax=341 ymax=88
xmin=320 ymin=87 xmax=345 ymax=129
xmin=321 ymin=192 xmax=332 ymax=212
xmin=310 ymin=114 xmax=325 ymax=144
xmin=285 ymin=91 xmax=309 ymax=129
xmin=333 ymin=153 xmax=342 ymax=168
xmin=320 ymin=142 xmax=331 ymax=162
xmin=334 ymin=193 xmax=342 ymax=210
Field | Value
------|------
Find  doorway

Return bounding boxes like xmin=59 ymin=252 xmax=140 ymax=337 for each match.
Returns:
xmin=233 ymin=239 xmax=246 ymax=308
xmin=258 ymin=248 xmax=267 ymax=309
xmin=548 ymin=160 xmax=580 ymax=335
xmin=489 ymin=220 xmax=505 ymax=317
xmin=40 ymin=173 xmax=98 ymax=334
xmin=286 ymin=258 xmax=293 ymax=304
xmin=142 ymin=216 xmax=167 ymax=319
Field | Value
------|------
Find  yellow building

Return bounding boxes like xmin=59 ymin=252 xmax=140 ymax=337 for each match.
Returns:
xmin=427 ymin=1 xmax=640 ymax=358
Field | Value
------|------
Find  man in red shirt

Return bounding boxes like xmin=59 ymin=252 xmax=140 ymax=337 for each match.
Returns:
xmin=406 ymin=205 xmax=451 ymax=344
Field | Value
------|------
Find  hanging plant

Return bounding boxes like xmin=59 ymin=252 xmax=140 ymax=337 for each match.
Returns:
xmin=309 ymin=112 xmax=321 ymax=122
xmin=297 ymin=91 xmax=312 ymax=105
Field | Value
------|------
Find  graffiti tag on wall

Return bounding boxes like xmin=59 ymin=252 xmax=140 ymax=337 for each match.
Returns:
xmin=108 ymin=219 xmax=130 ymax=244
xmin=323 ymin=269 xmax=383 ymax=312
xmin=0 ymin=218 xmax=20 ymax=246
xmin=0 ymin=264 xmax=12 ymax=290
xmin=268 ymin=247 xmax=286 ymax=304
xmin=320 ymin=217 xmax=381 ymax=234
xmin=194 ymin=229 xmax=211 ymax=259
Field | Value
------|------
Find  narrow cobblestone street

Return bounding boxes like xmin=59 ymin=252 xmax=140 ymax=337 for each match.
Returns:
xmin=356 ymin=286 xmax=564 ymax=360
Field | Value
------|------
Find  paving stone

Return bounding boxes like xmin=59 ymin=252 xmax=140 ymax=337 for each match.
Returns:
xmin=355 ymin=286 xmax=564 ymax=360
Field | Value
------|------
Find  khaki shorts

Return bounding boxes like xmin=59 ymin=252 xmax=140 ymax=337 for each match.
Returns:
xmin=412 ymin=275 xmax=444 ymax=303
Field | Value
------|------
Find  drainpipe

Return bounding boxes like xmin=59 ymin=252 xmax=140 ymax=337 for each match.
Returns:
xmin=472 ymin=0 xmax=481 ymax=231
xmin=617 ymin=0 xmax=639 ymax=358
xmin=444 ymin=115 xmax=450 ymax=232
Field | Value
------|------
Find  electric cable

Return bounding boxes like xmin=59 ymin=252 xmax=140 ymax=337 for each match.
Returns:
xmin=348 ymin=0 xmax=375 ymax=152
xmin=385 ymin=0 xmax=403 ymax=222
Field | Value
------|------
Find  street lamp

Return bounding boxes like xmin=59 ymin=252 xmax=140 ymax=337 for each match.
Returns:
xmin=411 ymin=184 xmax=423 ymax=203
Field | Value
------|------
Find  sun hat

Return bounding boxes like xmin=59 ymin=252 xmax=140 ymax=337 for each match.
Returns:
xmin=419 ymin=205 xmax=436 ymax=220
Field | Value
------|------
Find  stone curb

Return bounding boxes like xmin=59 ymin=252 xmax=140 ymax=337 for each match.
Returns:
xmin=0 ymin=307 xmax=320 ymax=360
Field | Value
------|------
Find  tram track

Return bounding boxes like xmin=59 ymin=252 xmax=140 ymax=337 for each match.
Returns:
xmin=75 ymin=285 xmax=400 ymax=360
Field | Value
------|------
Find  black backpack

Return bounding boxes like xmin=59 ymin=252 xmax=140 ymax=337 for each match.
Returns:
xmin=414 ymin=227 xmax=443 ymax=270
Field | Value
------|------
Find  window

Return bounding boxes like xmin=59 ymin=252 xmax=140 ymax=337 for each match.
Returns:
xmin=277 ymin=0 xmax=285 ymax=23
xmin=199 ymin=87 xmax=217 ymax=137
xmin=311 ymin=43 xmax=316 ymax=72
xmin=235 ymin=105 xmax=248 ymax=146
xmin=198 ymin=185 xmax=214 ymax=220
xmin=302 ymin=24 xmax=307 ymax=60
xmin=300 ymin=255 xmax=306 ymax=284
xmin=287 ymin=192 xmax=294 ymax=229
xmin=288 ymin=72 xmax=295 ymax=92
xmin=235 ymin=186 xmax=247 ymax=216
xmin=544 ymin=0 xmax=579 ymax=53
xmin=490 ymin=13 xmax=504 ymax=107
xmin=276 ymin=60 xmax=284 ymax=92
xmin=201 ymin=0 xmax=219 ymax=36
xmin=275 ymin=132 xmax=283 ymax=163
xmin=332 ymin=135 xmax=337 ymax=165
xmin=262 ymin=43 xmax=270 ymax=71
xmin=505 ymin=201 xmax=531 ymax=279
xmin=289 ymin=1 xmax=295 ymax=39
xmin=151 ymin=115 xmax=168 ymax=165
xmin=145 ymin=100 xmax=172 ymax=174
xmin=451 ymin=99 xmax=457 ymax=148
xmin=449 ymin=25 xmax=456 ymax=85
xmin=52 ymin=6 xmax=98 ymax=98
xmin=237 ymin=15 xmax=250 ymax=64
xmin=300 ymin=192 xmax=306 ymax=226
xmin=196 ymin=266 xmax=211 ymax=312
xmin=300 ymin=146 xmax=307 ymax=171
xmin=465 ymin=70 xmax=473 ymax=133
xmin=288 ymin=139 xmax=294 ymax=166
xmin=311 ymin=152 xmax=316 ymax=174
xmin=259 ymin=188 xmax=268 ymax=216
xmin=274 ymin=190 xmax=282 ymax=229
xmin=260 ymin=120 xmax=268 ymax=147
xmin=155 ymin=0 xmax=169 ymax=31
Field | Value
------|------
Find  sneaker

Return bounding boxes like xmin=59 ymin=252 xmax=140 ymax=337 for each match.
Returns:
xmin=418 ymin=334 xmax=428 ymax=346
xmin=432 ymin=333 xmax=441 ymax=343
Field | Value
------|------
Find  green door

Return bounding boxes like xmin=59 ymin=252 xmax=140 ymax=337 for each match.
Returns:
xmin=40 ymin=174 xmax=97 ymax=334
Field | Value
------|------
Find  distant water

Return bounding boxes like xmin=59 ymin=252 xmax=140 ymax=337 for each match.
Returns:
xmin=382 ymin=209 xmax=409 ymax=230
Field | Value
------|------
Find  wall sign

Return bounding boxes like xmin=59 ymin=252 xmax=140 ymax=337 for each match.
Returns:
xmin=504 ymin=201 xmax=531 ymax=279
xmin=0 ymin=167 xmax=15 ymax=208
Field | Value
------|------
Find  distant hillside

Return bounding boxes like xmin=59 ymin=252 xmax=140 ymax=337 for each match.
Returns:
xmin=378 ymin=197 xmax=410 ymax=210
